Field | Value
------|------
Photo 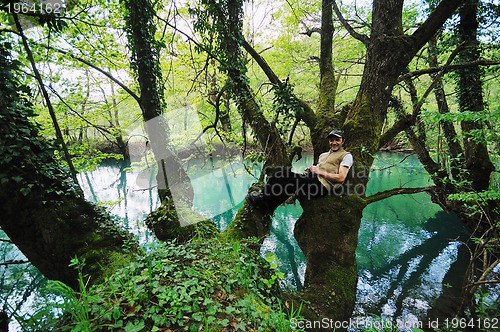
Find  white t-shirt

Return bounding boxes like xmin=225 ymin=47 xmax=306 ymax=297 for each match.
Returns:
xmin=340 ymin=153 xmax=353 ymax=169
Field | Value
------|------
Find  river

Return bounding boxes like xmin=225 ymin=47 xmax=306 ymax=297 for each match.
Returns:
xmin=75 ymin=151 xmax=470 ymax=327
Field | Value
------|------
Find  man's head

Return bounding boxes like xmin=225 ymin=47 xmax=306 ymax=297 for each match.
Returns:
xmin=326 ymin=129 xmax=344 ymax=151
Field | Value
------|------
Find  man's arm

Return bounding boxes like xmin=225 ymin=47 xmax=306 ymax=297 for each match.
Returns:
xmin=309 ymin=165 xmax=350 ymax=183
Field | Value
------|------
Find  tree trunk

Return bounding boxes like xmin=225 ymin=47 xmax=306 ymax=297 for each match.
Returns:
xmin=294 ymin=195 xmax=366 ymax=322
xmin=219 ymin=0 xmax=291 ymax=239
xmin=456 ymin=0 xmax=494 ymax=192
xmin=122 ymin=0 xmax=200 ymax=232
xmin=428 ymin=36 xmax=465 ymax=177
xmin=312 ymin=0 xmax=340 ymax=159
xmin=0 ymin=44 xmax=140 ymax=290
xmin=308 ymin=0 xmax=465 ymax=322
xmin=197 ymin=0 xmax=465 ymax=323
xmin=223 ymin=0 xmax=289 ymax=168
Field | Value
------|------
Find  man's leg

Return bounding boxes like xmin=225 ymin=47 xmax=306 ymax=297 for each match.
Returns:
xmin=294 ymin=173 xmax=330 ymax=201
xmin=246 ymin=168 xmax=331 ymax=209
xmin=261 ymin=170 xmax=302 ymax=209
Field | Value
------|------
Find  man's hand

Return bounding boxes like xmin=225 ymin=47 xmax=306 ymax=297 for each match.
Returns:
xmin=309 ymin=165 xmax=349 ymax=183
xmin=308 ymin=165 xmax=320 ymax=174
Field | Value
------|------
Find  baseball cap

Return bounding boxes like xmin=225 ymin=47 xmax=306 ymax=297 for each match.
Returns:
xmin=327 ymin=129 xmax=343 ymax=138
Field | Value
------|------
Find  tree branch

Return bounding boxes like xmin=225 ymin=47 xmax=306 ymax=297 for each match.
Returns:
xmin=0 ymin=260 xmax=30 ymax=266
xmin=409 ymin=0 xmax=465 ymax=54
xmin=48 ymin=86 xmax=113 ymax=136
xmin=191 ymin=85 xmax=229 ymax=145
xmin=397 ymin=59 xmax=500 ymax=84
xmin=38 ymin=44 xmax=141 ymax=105
xmin=365 ymin=186 xmax=435 ymax=205
xmin=332 ymin=0 xmax=369 ymax=45
xmin=13 ymin=13 xmax=81 ymax=188
xmin=241 ymin=39 xmax=317 ymax=129
xmin=379 ymin=113 xmax=414 ymax=148
xmin=156 ymin=14 xmax=225 ymax=67
xmin=381 ymin=42 xmax=464 ymax=148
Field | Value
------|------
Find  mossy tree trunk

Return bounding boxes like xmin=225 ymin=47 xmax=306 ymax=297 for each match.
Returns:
xmin=211 ymin=0 xmax=291 ymax=239
xmin=0 ymin=43 xmax=141 ymax=290
xmin=294 ymin=196 xmax=366 ymax=322
xmin=456 ymin=0 xmax=494 ymax=193
xmin=122 ymin=0 xmax=201 ymax=235
xmin=311 ymin=0 xmax=340 ymax=159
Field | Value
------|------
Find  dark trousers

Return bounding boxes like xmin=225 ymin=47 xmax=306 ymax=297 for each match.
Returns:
xmin=262 ymin=167 xmax=330 ymax=209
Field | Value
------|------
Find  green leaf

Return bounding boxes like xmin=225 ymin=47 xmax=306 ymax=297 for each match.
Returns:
xmin=112 ymin=307 xmax=121 ymax=320
xmin=235 ymin=321 xmax=246 ymax=330
xmin=20 ymin=187 xmax=31 ymax=196
xmin=113 ymin=320 xmax=123 ymax=328
xmin=192 ymin=312 xmax=204 ymax=321
xmin=12 ymin=176 xmax=23 ymax=183
xmin=124 ymin=320 xmax=145 ymax=332
xmin=264 ymin=251 xmax=279 ymax=269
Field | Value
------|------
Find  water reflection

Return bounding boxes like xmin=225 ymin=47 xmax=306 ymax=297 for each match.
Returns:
xmin=78 ymin=161 xmax=159 ymax=243
xmin=75 ymin=152 xmax=468 ymax=324
xmin=354 ymin=153 xmax=469 ymax=327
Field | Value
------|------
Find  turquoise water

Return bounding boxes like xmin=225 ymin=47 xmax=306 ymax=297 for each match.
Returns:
xmin=76 ymin=152 xmax=468 ymax=325
xmin=0 ymin=152 xmax=468 ymax=329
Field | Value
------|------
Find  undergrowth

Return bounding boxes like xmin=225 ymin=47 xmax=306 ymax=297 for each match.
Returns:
xmin=24 ymin=238 xmax=303 ymax=331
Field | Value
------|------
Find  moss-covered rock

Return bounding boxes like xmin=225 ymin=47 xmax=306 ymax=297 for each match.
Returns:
xmin=145 ymin=200 xmax=219 ymax=242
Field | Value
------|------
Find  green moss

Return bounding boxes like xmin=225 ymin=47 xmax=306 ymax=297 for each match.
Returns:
xmin=224 ymin=203 xmax=272 ymax=242
xmin=145 ymin=201 xmax=218 ymax=242
xmin=343 ymin=92 xmax=382 ymax=168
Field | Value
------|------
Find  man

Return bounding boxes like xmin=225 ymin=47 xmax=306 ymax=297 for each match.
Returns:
xmin=246 ymin=129 xmax=353 ymax=210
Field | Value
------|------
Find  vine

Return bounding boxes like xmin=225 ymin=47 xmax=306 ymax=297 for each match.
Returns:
xmin=120 ymin=0 xmax=165 ymax=115
xmin=272 ymin=77 xmax=304 ymax=137
xmin=189 ymin=0 xmax=247 ymax=75
xmin=0 ymin=38 xmax=78 ymax=199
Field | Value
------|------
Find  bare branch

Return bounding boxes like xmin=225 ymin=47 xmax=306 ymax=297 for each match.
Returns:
xmin=381 ymin=43 xmax=464 ymax=148
xmin=471 ymin=280 xmax=500 ymax=286
xmin=155 ymin=14 xmax=224 ymax=67
xmin=48 ymin=86 xmax=113 ymax=136
xmin=332 ymin=1 xmax=369 ymax=45
xmin=191 ymin=84 xmax=229 ymax=146
xmin=39 ymin=44 xmax=141 ymax=105
xmin=300 ymin=27 xmax=322 ymax=37
xmin=372 ymin=153 xmax=416 ymax=171
xmin=241 ymin=39 xmax=317 ymax=129
xmin=411 ymin=42 xmax=465 ymax=118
